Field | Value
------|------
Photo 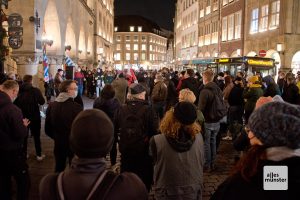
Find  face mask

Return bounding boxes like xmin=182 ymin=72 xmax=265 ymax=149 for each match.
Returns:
xmin=73 ymin=91 xmax=78 ymax=98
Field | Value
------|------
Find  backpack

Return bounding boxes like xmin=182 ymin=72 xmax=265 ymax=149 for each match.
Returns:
xmin=205 ymin=87 xmax=227 ymax=122
xmin=119 ymin=105 xmax=149 ymax=157
xmin=55 ymin=170 xmax=118 ymax=200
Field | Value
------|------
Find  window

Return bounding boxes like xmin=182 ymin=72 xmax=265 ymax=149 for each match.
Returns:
xmin=141 ymin=53 xmax=146 ymax=60
xmin=134 ymin=53 xmax=138 ymax=61
xmin=150 ymin=45 xmax=153 ymax=51
xmin=126 ymin=53 xmax=131 ymax=60
xmin=129 ymin=26 xmax=134 ymax=32
xmin=213 ymin=0 xmax=218 ymax=11
xmin=223 ymin=0 xmax=228 ymax=6
xmin=114 ymin=53 xmax=121 ymax=61
xmin=211 ymin=21 xmax=218 ymax=44
xmin=133 ymin=44 xmax=138 ymax=51
xmin=141 ymin=44 xmax=146 ymax=51
xmin=125 ymin=35 xmax=130 ymax=41
xmin=134 ymin=35 xmax=138 ymax=42
xmin=228 ymin=14 xmax=234 ymax=40
xmin=141 ymin=35 xmax=146 ymax=42
xmin=206 ymin=0 xmax=211 ymax=15
xmin=229 ymin=0 xmax=234 ymax=2
xmin=200 ymin=2 xmax=204 ymax=18
xmin=235 ymin=11 xmax=242 ymax=39
xmin=260 ymin=5 xmax=269 ymax=31
xmin=204 ymin=24 xmax=211 ymax=45
xmin=270 ymin=1 xmax=280 ymax=28
xmin=222 ymin=16 xmax=227 ymax=41
xmin=125 ymin=44 xmax=131 ymax=50
xmin=138 ymin=26 xmax=142 ymax=32
xmin=114 ymin=27 xmax=118 ymax=32
xmin=116 ymin=35 xmax=121 ymax=42
xmin=150 ymin=54 xmax=153 ymax=61
xmin=199 ymin=27 xmax=204 ymax=47
xmin=116 ymin=44 xmax=121 ymax=50
xmin=250 ymin=8 xmax=259 ymax=33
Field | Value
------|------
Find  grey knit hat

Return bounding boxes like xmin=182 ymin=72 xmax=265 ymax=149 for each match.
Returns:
xmin=248 ymin=102 xmax=300 ymax=149
xmin=70 ymin=109 xmax=114 ymax=158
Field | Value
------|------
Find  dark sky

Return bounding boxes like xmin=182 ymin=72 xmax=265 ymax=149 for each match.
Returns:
xmin=114 ymin=0 xmax=176 ymax=31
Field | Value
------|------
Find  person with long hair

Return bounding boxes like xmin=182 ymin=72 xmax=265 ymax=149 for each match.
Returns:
xmin=150 ymin=102 xmax=204 ymax=199
xmin=211 ymin=101 xmax=300 ymax=200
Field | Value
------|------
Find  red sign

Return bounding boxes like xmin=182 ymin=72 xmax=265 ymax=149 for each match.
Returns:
xmin=259 ymin=50 xmax=267 ymax=57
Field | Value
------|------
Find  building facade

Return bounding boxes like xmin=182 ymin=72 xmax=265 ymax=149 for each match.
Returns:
xmin=3 ymin=0 xmax=114 ymax=86
xmin=244 ymin=0 xmax=300 ymax=73
xmin=174 ymin=0 xmax=300 ymax=73
xmin=113 ymin=15 xmax=168 ymax=70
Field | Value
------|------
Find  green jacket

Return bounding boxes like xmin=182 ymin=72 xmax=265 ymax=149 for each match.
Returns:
xmin=243 ymin=86 xmax=264 ymax=113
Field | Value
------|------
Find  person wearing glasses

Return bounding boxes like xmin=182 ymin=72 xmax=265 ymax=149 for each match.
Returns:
xmin=211 ymin=101 xmax=300 ymax=200
xmin=45 ymin=80 xmax=83 ymax=172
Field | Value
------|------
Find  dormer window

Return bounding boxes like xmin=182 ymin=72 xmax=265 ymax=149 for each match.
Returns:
xmin=138 ymin=26 xmax=142 ymax=32
xmin=114 ymin=27 xmax=118 ymax=32
xmin=130 ymin=26 xmax=135 ymax=32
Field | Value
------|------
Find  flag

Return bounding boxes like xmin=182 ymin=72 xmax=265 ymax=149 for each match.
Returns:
xmin=65 ymin=55 xmax=75 ymax=66
xmin=43 ymin=46 xmax=49 ymax=83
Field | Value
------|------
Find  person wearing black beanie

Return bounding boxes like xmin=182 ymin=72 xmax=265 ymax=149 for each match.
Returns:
xmin=150 ymin=102 xmax=204 ymax=200
xmin=40 ymin=109 xmax=148 ymax=200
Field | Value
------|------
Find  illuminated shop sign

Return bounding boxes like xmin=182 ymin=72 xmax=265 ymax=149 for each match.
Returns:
xmin=247 ymin=59 xmax=274 ymax=67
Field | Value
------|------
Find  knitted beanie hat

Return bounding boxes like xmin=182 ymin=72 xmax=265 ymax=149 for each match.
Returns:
xmin=70 ymin=109 xmax=114 ymax=158
xmin=129 ymin=83 xmax=146 ymax=94
xmin=174 ymin=102 xmax=197 ymax=125
xmin=248 ymin=102 xmax=300 ymax=149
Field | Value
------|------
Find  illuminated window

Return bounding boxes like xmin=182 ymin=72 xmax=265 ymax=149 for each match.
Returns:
xmin=228 ymin=14 xmax=234 ymax=40
xmin=222 ymin=16 xmax=227 ymax=41
xmin=114 ymin=53 xmax=121 ymax=61
xmin=141 ymin=35 xmax=146 ymax=42
xmin=138 ymin=26 xmax=142 ymax=32
xmin=133 ymin=35 xmax=138 ymax=42
xmin=114 ymin=27 xmax=118 ymax=32
xmin=134 ymin=53 xmax=139 ymax=61
xmin=133 ymin=44 xmax=139 ymax=51
xmin=116 ymin=35 xmax=121 ymax=42
xmin=125 ymin=44 xmax=130 ymax=50
xmin=125 ymin=35 xmax=130 ymax=41
xmin=235 ymin=11 xmax=242 ymax=39
xmin=260 ymin=5 xmax=269 ymax=31
xmin=141 ymin=53 xmax=146 ymax=60
xmin=129 ymin=26 xmax=134 ymax=32
xmin=270 ymin=1 xmax=280 ymax=28
xmin=141 ymin=44 xmax=146 ymax=51
xmin=223 ymin=0 xmax=228 ymax=6
xmin=250 ymin=8 xmax=259 ymax=33
xmin=126 ymin=53 xmax=131 ymax=60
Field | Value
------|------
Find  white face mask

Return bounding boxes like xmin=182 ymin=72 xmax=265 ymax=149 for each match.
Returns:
xmin=73 ymin=90 xmax=78 ymax=98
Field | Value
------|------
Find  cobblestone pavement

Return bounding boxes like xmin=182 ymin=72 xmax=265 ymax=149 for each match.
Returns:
xmin=26 ymin=97 xmax=238 ymax=200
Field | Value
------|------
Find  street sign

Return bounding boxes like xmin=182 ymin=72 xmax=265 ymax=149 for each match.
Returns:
xmin=8 ymin=27 xmax=23 ymax=37
xmin=259 ymin=50 xmax=267 ymax=57
xmin=8 ymin=36 xmax=23 ymax=49
xmin=8 ymin=13 xmax=23 ymax=27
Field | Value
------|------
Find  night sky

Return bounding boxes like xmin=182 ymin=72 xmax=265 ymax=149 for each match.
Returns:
xmin=114 ymin=0 xmax=176 ymax=31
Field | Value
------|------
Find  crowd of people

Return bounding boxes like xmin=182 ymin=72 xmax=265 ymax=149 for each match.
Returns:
xmin=1 ymin=66 xmax=300 ymax=200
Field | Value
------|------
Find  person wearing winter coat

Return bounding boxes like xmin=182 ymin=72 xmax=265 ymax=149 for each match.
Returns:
xmin=14 ymin=75 xmax=46 ymax=160
xmin=111 ymin=73 xmax=128 ymax=104
xmin=150 ymin=102 xmax=204 ymax=200
xmin=282 ymin=74 xmax=300 ymax=105
xmin=0 ymin=80 xmax=30 ymax=200
xmin=40 ymin=109 xmax=148 ymax=200
xmin=211 ymin=101 xmax=300 ymax=200
xmin=180 ymin=69 xmax=200 ymax=104
xmin=151 ymin=74 xmax=168 ymax=119
xmin=93 ymin=85 xmax=121 ymax=166
xmin=45 ymin=80 xmax=83 ymax=172
xmin=243 ymin=76 xmax=264 ymax=123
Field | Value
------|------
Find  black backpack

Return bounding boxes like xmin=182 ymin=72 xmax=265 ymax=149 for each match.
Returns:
xmin=205 ymin=87 xmax=227 ymax=122
xmin=119 ymin=105 xmax=149 ymax=157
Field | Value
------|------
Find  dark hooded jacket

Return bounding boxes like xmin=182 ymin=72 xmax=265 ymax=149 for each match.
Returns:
xmin=149 ymin=132 xmax=204 ymax=199
xmin=14 ymin=83 xmax=45 ymax=121
xmin=39 ymin=157 xmax=148 ymax=200
xmin=93 ymin=97 xmax=120 ymax=121
xmin=0 ymin=91 xmax=28 ymax=151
